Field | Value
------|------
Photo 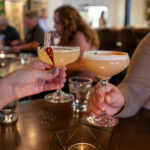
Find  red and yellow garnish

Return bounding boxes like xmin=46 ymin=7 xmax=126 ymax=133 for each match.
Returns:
xmin=46 ymin=47 xmax=55 ymax=68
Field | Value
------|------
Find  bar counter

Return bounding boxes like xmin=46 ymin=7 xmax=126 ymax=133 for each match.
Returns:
xmin=0 ymin=99 xmax=150 ymax=150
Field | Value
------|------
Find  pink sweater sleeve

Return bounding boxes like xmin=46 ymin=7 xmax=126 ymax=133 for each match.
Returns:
xmin=117 ymin=33 xmax=150 ymax=118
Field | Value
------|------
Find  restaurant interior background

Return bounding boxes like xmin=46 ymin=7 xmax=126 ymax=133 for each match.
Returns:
xmin=1 ymin=1 xmax=150 ymax=149
xmin=0 ymin=0 xmax=149 ymax=41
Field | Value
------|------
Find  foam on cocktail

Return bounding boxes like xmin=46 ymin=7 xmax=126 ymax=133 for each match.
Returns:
xmin=38 ymin=47 xmax=80 ymax=52
xmin=83 ymin=51 xmax=129 ymax=61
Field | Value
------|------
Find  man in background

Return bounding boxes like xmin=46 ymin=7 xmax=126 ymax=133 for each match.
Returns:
xmin=0 ymin=15 xmax=20 ymax=46
xmin=11 ymin=11 xmax=44 ymax=53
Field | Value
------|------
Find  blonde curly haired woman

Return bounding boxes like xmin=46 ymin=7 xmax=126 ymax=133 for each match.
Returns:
xmin=51 ymin=5 xmax=99 ymax=81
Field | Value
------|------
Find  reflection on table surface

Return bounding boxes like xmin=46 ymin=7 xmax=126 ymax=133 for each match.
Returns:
xmin=0 ymin=99 xmax=150 ymax=150
xmin=0 ymin=53 xmax=37 ymax=77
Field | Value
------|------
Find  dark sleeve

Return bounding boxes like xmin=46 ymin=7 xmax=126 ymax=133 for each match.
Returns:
xmin=11 ymin=28 xmax=20 ymax=40
xmin=5 ymin=27 xmax=20 ymax=45
xmin=32 ymin=26 xmax=44 ymax=46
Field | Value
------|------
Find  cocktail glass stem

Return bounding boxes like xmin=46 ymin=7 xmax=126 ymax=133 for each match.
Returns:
xmin=100 ymin=80 xmax=108 ymax=115
xmin=58 ymin=68 xmax=61 ymax=89
xmin=55 ymin=67 xmax=65 ymax=95
xmin=54 ymin=67 xmax=63 ymax=95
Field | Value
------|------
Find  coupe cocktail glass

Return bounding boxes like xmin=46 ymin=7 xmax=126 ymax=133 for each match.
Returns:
xmin=82 ymin=50 xmax=130 ymax=127
xmin=38 ymin=46 xmax=80 ymax=103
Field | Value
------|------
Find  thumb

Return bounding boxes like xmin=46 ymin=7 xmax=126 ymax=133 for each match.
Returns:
xmin=105 ymin=84 xmax=125 ymax=107
xmin=36 ymin=68 xmax=59 ymax=80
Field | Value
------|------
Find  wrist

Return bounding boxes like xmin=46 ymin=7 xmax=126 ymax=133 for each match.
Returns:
xmin=0 ymin=77 xmax=15 ymax=109
xmin=115 ymin=99 xmax=126 ymax=116
xmin=17 ymin=46 xmax=22 ymax=52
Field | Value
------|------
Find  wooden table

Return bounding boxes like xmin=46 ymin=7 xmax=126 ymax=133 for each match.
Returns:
xmin=0 ymin=99 xmax=150 ymax=150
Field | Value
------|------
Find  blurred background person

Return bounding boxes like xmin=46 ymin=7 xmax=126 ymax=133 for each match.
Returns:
xmin=11 ymin=11 xmax=44 ymax=54
xmin=99 ymin=11 xmax=107 ymax=29
xmin=0 ymin=15 xmax=20 ymax=46
xmin=51 ymin=5 xmax=99 ymax=82
xmin=39 ymin=8 xmax=51 ymax=33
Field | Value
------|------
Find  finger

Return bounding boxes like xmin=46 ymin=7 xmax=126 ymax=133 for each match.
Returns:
xmin=96 ymin=81 xmax=108 ymax=94
xmin=88 ymin=101 xmax=101 ymax=115
xmin=105 ymin=85 xmax=125 ymax=107
xmin=28 ymin=59 xmax=54 ymax=70
xmin=46 ymin=76 xmax=66 ymax=86
xmin=45 ymin=64 xmax=54 ymax=70
xmin=93 ymin=92 xmax=105 ymax=111
xmin=86 ymin=84 xmax=103 ymax=112
xmin=105 ymin=94 xmax=124 ymax=107
xmin=88 ymin=111 xmax=96 ymax=116
xmin=36 ymin=68 xmax=59 ymax=80
xmin=95 ymin=82 xmax=101 ymax=90
xmin=58 ymin=78 xmax=66 ymax=85
xmin=59 ymin=66 xmax=67 ymax=72
xmin=43 ymin=82 xmax=65 ymax=91
xmin=94 ymin=84 xmax=105 ymax=103
xmin=60 ymin=71 xmax=66 ymax=78
xmin=59 ymin=67 xmax=66 ymax=76
xmin=95 ymin=86 xmax=104 ymax=102
xmin=104 ymin=83 xmax=114 ymax=94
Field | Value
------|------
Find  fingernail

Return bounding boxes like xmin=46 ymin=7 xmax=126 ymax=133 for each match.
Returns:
xmin=52 ymin=68 xmax=57 ymax=74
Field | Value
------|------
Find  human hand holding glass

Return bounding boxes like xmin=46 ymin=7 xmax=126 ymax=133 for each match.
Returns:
xmin=38 ymin=46 xmax=80 ymax=103
xmin=0 ymin=58 xmax=66 ymax=110
xmin=88 ymin=82 xmax=125 ymax=116
xmin=82 ymin=50 xmax=130 ymax=127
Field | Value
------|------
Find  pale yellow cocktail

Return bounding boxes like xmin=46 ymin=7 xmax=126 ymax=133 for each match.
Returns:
xmin=37 ymin=46 xmax=80 ymax=104
xmin=38 ymin=46 xmax=80 ymax=67
xmin=82 ymin=50 xmax=130 ymax=127
xmin=82 ymin=51 xmax=130 ymax=80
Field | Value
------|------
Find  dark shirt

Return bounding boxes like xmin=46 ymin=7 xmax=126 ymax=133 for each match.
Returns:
xmin=2 ymin=25 xmax=20 ymax=46
xmin=25 ymin=24 xmax=44 ymax=46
